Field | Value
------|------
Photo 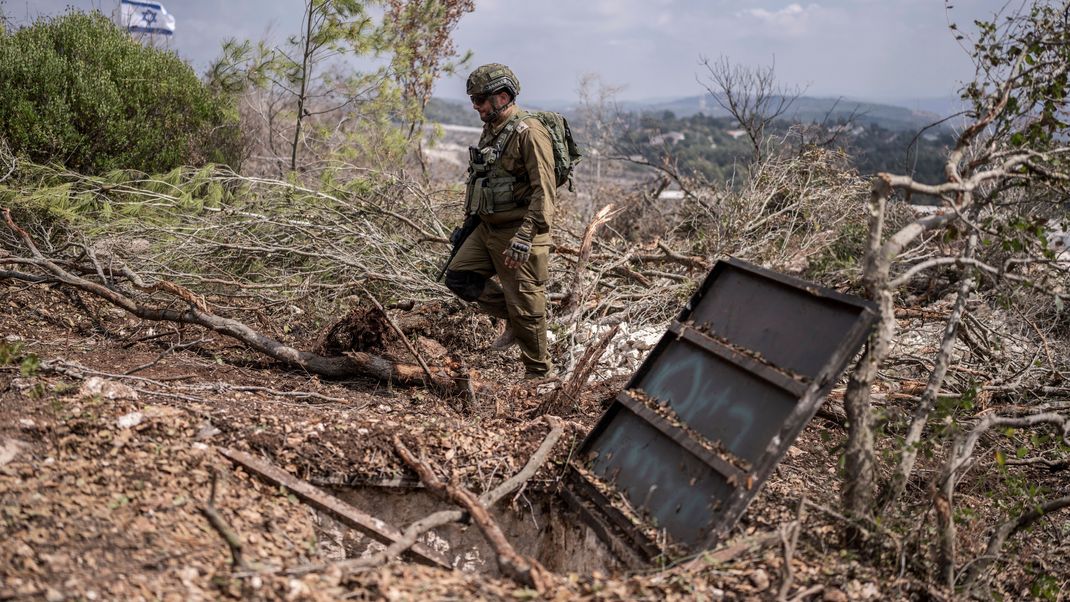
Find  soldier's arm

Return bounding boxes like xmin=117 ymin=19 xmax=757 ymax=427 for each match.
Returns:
xmin=515 ymin=121 xmax=557 ymax=240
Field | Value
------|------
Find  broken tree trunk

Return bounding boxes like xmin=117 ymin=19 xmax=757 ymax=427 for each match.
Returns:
xmin=558 ymin=204 xmax=618 ymax=321
xmin=536 ymin=323 xmax=619 ymax=417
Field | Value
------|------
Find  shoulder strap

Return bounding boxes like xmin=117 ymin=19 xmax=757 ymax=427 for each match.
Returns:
xmin=488 ymin=111 xmax=528 ymax=156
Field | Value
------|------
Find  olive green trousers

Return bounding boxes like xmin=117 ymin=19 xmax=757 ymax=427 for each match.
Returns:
xmin=449 ymin=223 xmax=553 ymax=375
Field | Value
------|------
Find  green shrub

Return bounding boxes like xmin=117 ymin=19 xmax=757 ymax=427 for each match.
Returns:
xmin=0 ymin=11 xmax=240 ymax=174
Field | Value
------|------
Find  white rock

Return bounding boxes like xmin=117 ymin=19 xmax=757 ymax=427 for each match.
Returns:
xmin=80 ymin=377 xmax=139 ymax=401
xmin=0 ymin=438 xmax=30 ymax=466
xmin=196 ymin=423 xmax=221 ymax=440
xmin=116 ymin=412 xmax=144 ymax=429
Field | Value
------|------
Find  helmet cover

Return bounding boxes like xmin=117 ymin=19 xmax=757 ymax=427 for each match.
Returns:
xmin=466 ymin=63 xmax=521 ymax=99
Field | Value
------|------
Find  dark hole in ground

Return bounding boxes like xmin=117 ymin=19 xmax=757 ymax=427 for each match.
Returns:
xmin=320 ymin=485 xmax=622 ymax=576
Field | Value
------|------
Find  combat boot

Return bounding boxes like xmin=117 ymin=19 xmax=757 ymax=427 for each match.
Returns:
xmin=524 ymin=367 xmax=558 ymax=380
xmin=490 ymin=323 xmax=517 ymax=350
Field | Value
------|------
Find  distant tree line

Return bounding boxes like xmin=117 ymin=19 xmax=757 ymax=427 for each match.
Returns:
xmin=425 ymin=99 xmax=958 ymax=187
xmin=608 ymin=110 xmax=957 ymax=187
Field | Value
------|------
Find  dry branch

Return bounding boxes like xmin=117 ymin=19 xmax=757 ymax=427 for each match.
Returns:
xmin=392 ymin=434 xmax=553 ymax=591
xmin=2 ymin=208 xmax=468 ymax=392
xmin=284 ymin=415 xmax=566 ymax=577
xmin=198 ymin=471 xmax=245 ymax=570
xmin=536 ymin=323 xmax=620 ymax=417
xmin=360 ymin=287 xmax=435 ymax=385
xmin=961 ymin=495 xmax=1070 ymax=592
xmin=218 ymin=447 xmax=451 ymax=569
xmin=677 ymin=531 xmax=781 ymax=572
xmin=559 ymin=203 xmax=619 ymax=320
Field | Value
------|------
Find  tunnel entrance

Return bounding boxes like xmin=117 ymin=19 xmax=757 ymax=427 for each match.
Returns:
xmin=318 ymin=484 xmax=622 ymax=576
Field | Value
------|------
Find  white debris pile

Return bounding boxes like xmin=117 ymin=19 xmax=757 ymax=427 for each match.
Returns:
xmin=563 ymin=321 xmax=665 ymax=380
xmin=1047 ymin=219 xmax=1069 ymax=266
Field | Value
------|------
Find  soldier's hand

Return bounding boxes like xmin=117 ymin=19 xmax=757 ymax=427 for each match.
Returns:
xmin=449 ymin=226 xmax=465 ymax=247
xmin=503 ymin=236 xmax=531 ymax=270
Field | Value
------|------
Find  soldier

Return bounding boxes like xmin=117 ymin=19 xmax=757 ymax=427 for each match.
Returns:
xmin=444 ymin=64 xmax=556 ymax=379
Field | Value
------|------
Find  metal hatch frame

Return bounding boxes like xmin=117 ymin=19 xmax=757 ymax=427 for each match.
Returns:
xmin=565 ymin=257 xmax=877 ymax=559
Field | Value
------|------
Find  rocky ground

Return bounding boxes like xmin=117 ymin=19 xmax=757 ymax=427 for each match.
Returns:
xmin=1 ymin=278 xmax=1063 ymax=600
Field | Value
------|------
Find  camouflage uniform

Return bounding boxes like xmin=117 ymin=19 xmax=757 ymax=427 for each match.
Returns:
xmin=445 ymin=67 xmax=556 ymax=377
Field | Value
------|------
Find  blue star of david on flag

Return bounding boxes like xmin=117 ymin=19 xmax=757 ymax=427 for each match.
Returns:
xmin=120 ymin=0 xmax=176 ymax=36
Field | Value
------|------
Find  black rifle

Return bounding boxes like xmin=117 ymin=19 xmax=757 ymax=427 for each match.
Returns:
xmin=436 ymin=215 xmax=480 ymax=281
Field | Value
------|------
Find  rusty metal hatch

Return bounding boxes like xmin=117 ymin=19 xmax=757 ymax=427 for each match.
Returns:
xmin=563 ymin=258 xmax=876 ymax=561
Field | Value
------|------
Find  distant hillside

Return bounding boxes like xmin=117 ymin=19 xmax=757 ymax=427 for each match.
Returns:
xmin=425 ymin=98 xmax=483 ymax=128
xmin=424 ymin=95 xmax=957 ymax=185
xmin=428 ymin=94 xmax=955 ymax=133
xmin=633 ymin=95 xmax=948 ymax=132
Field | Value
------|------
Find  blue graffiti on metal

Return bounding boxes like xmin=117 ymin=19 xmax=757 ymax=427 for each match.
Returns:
xmin=639 ymin=345 xmax=757 ymax=456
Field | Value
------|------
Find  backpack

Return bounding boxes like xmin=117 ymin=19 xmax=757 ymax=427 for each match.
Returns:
xmin=525 ymin=111 xmax=582 ymax=190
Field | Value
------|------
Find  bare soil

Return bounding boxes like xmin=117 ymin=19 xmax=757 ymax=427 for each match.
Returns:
xmin=1 ymin=280 xmax=1064 ymax=600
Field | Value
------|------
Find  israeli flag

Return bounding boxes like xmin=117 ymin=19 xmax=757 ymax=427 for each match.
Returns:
xmin=120 ymin=0 xmax=176 ymax=36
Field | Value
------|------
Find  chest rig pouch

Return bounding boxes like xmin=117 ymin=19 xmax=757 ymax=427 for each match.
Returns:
xmin=464 ymin=114 xmax=531 ymax=217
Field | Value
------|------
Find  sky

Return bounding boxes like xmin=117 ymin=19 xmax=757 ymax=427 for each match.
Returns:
xmin=11 ymin=0 xmax=1017 ymax=105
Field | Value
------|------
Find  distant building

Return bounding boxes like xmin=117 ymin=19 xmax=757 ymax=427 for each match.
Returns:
xmin=650 ymin=131 xmax=686 ymax=146
xmin=830 ymin=123 xmax=865 ymax=136
xmin=725 ymin=129 xmax=747 ymax=140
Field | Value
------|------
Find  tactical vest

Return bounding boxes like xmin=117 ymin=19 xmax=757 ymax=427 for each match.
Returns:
xmin=464 ymin=113 xmax=531 ymax=217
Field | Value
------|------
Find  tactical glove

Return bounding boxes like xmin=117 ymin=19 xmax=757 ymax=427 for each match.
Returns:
xmin=503 ymin=235 xmax=532 ymax=269
xmin=450 ymin=226 xmax=465 ymax=247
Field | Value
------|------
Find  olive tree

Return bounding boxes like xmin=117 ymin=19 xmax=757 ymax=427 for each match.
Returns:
xmin=838 ymin=0 xmax=1070 ymax=592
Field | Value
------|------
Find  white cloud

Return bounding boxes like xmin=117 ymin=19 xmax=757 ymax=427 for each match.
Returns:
xmin=739 ymin=3 xmax=823 ymax=36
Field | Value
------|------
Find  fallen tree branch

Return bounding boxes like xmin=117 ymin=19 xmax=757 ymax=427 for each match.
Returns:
xmin=198 ymin=471 xmax=245 ymax=570
xmin=960 ymin=494 xmax=1070 ymax=593
xmin=2 ymin=208 xmax=467 ymax=392
xmin=392 ymin=435 xmax=553 ymax=591
xmin=218 ymin=447 xmax=451 ymax=569
xmin=36 ymin=357 xmax=352 ymax=406
xmin=676 ymin=530 xmax=781 ymax=572
xmin=361 ymin=287 xmax=435 ymax=386
xmin=536 ymin=324 xmax=619 ymax=417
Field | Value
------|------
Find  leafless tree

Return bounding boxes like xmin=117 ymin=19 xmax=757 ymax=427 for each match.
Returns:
xmin=835 ymin=3 xmax=1070 ymax=594
xmin=698 ymin=55 xmax=805 ymax=163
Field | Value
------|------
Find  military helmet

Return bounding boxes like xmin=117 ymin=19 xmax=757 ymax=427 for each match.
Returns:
xmin=466 ymin=63 xmax=521 ymax=99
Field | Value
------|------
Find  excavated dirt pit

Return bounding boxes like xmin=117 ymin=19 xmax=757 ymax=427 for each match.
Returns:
xmin=319 ymin=485 xmax=622 ymax=576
